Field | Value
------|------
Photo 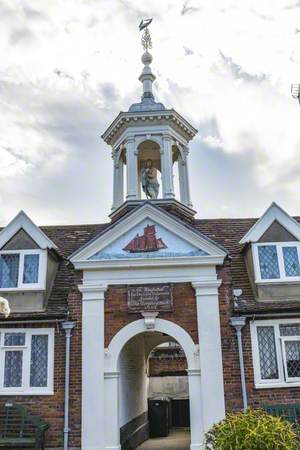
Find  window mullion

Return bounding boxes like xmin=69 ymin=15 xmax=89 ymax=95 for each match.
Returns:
xmin=277 ymin=244 xmax=285 ymax=280
xmin=22 ymin=332 xmax=30 ymax=391
xmin=18 ymin=252 xmax=24 ymax=288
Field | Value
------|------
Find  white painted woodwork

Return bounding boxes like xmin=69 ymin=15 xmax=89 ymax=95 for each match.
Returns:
xmin=80 ymin=284 xmax=107 ymax=450
xmin=192 ymin=281 xmax=226 ymax=432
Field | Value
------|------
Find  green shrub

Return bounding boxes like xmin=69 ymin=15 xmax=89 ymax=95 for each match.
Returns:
xmin=205 ymin=408 xmax=300 ymax=450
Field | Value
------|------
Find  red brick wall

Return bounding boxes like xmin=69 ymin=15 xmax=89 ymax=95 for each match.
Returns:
xmin=217 ymin=262 xmax=300 ymax=412
xmin=105 ymin=283 xmax=198 ymax=347
xmin=149 ymin=356 xmax=187 ymax=376
xmin=0 ymin=272 xmax=83 ymax=450
xmin=243 ymin=322 xmax=300 ymax=407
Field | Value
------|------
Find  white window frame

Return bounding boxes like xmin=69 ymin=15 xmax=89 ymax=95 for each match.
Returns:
xmin=0 ymin=249 xmax=47 ymax=291
xmin=251 ymin=319 xmax=300 ymax=389
xmin=253 ymin=242 xmax=300 ymax=283
xmin=0 ymin=328 xmax=54 ymax=395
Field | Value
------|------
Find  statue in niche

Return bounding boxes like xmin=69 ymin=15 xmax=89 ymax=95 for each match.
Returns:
xmin=141 ymin=159 xmax=159 ymax=199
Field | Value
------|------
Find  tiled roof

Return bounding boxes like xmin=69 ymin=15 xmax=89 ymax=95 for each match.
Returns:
xmin=0 ymin=223 xmax=108 ymax=322
xmin=194 ymin=217 xmax=300 ymax=314
xmin=1 ymin=214 xmax=300 ymax=322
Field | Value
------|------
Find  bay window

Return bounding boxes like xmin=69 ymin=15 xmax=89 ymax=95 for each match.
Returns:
xmin=253 ymin=242 xmax=300 ymax=282
xmin=0 ymin=250 xmax=46 ymax=290
xmin=251 ymin=320 xmax=300 ymax=388
xmin=0 ymin=328 xmax=54 ymax=394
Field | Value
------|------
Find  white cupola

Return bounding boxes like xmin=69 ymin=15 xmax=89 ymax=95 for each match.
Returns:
xmin=101 ymin=20 xmax=198 ymax=220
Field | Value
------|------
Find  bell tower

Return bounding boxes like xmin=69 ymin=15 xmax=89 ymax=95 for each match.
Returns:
xmin=101 ymin=19 xmax=198 ymax=221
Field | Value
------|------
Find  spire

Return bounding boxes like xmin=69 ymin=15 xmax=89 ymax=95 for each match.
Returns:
xmin=129 ymin=19 xmax=165 ymax=113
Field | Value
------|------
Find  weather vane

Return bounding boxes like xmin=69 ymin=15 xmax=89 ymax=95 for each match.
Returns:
xmin=139 ymin=18 xmax=153 ymax=52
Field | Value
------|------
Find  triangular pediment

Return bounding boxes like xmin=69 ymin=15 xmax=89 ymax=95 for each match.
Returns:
xmin=240 ymin=202 xmax=300 ymax=244
xmin=70 ymin=204 xmax=226 ymax=266
xmin=90 ymin=219 xmax=208 ymax=260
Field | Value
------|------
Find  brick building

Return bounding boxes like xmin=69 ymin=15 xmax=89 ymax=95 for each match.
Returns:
xmin=0 ymin=25 xmax=300 ymax=450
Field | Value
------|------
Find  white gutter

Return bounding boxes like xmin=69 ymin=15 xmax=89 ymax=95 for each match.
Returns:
xmin=230 ymin=317 xmax=247 ymax=410
xmin=62 ymin=321 xmax=75 ymax=450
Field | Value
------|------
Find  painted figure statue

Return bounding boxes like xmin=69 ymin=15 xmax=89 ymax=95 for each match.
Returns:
xmin=141 ymin=159 xmax=159 ymax=199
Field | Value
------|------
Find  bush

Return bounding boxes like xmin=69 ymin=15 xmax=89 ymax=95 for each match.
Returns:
xmin=205 ymin=408 xmax=299 ymax=450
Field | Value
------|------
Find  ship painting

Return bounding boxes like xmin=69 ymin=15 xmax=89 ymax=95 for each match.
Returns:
xmin=123 ymin=224 xmax=167 ymax=253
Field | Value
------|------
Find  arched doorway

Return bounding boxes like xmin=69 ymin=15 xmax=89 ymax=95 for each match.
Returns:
xmin=104 ymin=318 xmax=204 ymax=450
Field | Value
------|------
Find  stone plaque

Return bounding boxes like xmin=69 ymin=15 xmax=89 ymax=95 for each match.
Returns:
xmin=128 ymin=284 xmax=173 ymax=313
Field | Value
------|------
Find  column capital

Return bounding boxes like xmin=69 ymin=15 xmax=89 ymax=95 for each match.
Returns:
xmin=162 ymin=134 xmax=173 ymax=142
xmin=125 ymin=136 xmax=135 ymax=145
xmin=192 ymin=279 xmax=222 ymax=296
xmin=78 ymin=283 xmax=108 ymax=301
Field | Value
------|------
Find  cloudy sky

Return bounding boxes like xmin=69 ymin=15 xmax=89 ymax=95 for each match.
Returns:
xmin=1 ymin=0 xmax=300 ymax=226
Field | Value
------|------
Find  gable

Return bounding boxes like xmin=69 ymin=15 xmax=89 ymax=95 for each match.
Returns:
xmin=90 ymin=219 xmax=208 ymax=260
xmin=259 ymin=221 xmax=298 ymax=243
xmin=71 ymin=203 xmax=227 ymax=266
xmin=240 ymin=202 xmax=300 ymax=244
xmin=2 ymin=229 xmax=40 ymax=250
xmin=0 ymin=211 xmax=57 ymax=250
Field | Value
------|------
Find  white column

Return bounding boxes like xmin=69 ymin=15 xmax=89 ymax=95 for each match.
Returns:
xmin=187 ymin=369 xmax=205 ymax=450
xmin=161 ymin=135 xmax=175 ymax=199
xmin=192 ymin=281 xmax=225 ymax=432
xmin=112 ymin=153 xmax=124 ymax=210
xmin=79 ymin=284 xmax=107 ymax=450
xmin=104 ymin=371 xmax=121 ymax=450
xmin=126 ymin=137 xmax=138 ymax=200
xmin=178 ymin=155 xmax=187 ymax=204
xmin=182 ymin=147 xmax=193 ymax=208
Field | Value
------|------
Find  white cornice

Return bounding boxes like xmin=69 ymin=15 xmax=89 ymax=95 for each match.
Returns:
xmin=101 ymin=109 xmax=198 ymax=145
xmin=73 ymin=255 xmax=225 ymax=270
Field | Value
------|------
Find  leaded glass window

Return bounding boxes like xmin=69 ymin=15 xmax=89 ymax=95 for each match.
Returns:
xmin=257 ymin=326 xmax=279 ymax=379
xmin=23 ymin=254 xmax=39 ymax=284
xmin=30 ymin=335 xmax=48 ymax=387
xmin=0 ymin=254 xmax=19 ymax=288
xmin=4 ymin=332 xmax=25 ymax=346
xmin=280 ymin=324 xmax=300 ymax=336
xmin=0 ymin=329 xmax=53 ymax=394
xmin=284 ymin=341 xmax=300 ymax=378
xmin=283 ymin=246 xmax=300 ymax=277
xmin=258 ymin=246 xmax=280 ymax=280
xmin=4 ymin=351 xmax=23 ymax=387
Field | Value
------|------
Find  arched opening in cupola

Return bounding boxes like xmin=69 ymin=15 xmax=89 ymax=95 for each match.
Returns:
xmin=137 ymin=139 xmax=162 ymax=200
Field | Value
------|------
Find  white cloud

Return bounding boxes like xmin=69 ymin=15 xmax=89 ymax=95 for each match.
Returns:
xmin=0 ymin=0 xmax=300 ymax=225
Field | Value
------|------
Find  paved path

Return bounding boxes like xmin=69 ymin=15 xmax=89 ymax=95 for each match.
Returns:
xmin=137 ymin=429 xmax=190 ymax=450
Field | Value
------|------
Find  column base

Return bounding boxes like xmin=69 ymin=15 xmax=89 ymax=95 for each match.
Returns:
xmin=105 ymin=446 xmax=121 ymax=450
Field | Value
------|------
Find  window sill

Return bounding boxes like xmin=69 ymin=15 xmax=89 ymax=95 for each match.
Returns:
xmin=0 ymin=390 xmax=54 ymax=396
xmin=256 ymin=279 xmax=300 ymax=285
xmin=0 ymin=287 xmax=45 ymax=292
xmin=255 ymin=382 xmax=300 ymax=389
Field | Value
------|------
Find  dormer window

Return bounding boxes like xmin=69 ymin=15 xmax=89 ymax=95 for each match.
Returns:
xmin=253 ymin=243 xmax=300 ymax=282
xmin=0 ymin=250 xmax=46 ymax=291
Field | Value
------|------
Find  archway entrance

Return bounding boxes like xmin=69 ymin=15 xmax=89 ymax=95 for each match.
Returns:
xmin=104 ymin=319 xmax=204 ymax=450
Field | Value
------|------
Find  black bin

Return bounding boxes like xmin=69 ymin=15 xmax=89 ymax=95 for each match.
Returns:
xmin=148 ymin=397 xmax=171 ymax=438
